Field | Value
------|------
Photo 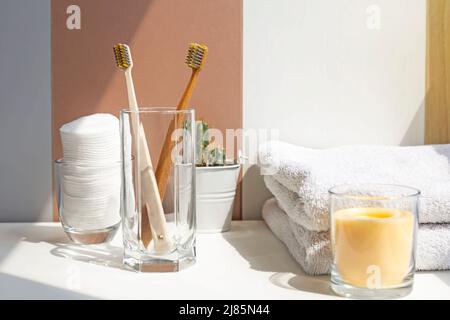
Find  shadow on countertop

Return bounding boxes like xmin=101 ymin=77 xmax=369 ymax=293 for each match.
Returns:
xmin=0 ymin=224 xmax=110 ymax=297
xmin=0 ymin=273 xmax=96 ymax=299
xmin=0 ymin=224 xmax=67 ymax=269
xmin=221 ymin=222 xmax=334 ymax=297
xmin=50 ymin=243 xmax=124 ymax=271
xmin=431 ymin=271 xmax=450 ymax=288
xmin=5 ymin=223 xmax=125 ymax=271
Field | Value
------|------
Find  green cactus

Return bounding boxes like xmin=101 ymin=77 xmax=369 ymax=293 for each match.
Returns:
xmin=194 ymin=120 xmax=226 ymax=166
xmin=195 ymin=121 xmax=209 ymax=165
xmin=207 ymin=146 xmax=225 ymax=166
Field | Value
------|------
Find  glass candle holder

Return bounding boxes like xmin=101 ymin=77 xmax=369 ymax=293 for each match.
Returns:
xmin=120 ymin=107 xmax=196 ymax=272
xmin=329 ymin=184 xmax=419 ymax=299
xmin=54 ymin=159 xmax=122 ymax=244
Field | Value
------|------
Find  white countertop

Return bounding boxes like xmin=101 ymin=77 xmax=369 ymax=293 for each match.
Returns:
xmin=0 ymin=221 xmax=449 ymax=299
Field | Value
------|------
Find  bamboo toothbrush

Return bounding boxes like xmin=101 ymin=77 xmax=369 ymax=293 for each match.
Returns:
xmin=114 ymin=44 xmax=172 ymax=253
xmin=155 ymin=43 xmax=208 ymax=199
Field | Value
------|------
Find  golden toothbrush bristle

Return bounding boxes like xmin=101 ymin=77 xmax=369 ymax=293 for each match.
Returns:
xmin=185 ymin=43 xmax=208 ymax=70
xmin=113 ymin=44 xmax=133 ymax=69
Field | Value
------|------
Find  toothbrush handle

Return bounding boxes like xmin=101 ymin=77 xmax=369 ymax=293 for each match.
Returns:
xmin=155 ymin=70 xmax=200 ymax=199
xmin=125 ymin=70 xmax=172 ymax=251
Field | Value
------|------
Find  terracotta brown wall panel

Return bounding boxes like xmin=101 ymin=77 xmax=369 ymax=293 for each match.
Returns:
xmin=52 ymin=0 xmax=243 ymax=220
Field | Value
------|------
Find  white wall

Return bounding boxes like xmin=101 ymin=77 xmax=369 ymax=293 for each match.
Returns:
xmin=0 ymin=0 xmax=427 ymax=222
xmin=0 ymin=0 xmax=52 ymax=221
xmin=243 ymin=0 xmax=426 ymax=219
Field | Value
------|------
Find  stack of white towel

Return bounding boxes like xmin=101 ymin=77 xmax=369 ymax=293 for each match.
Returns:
xmin=259 ymin=141 xmax=450 ymax=275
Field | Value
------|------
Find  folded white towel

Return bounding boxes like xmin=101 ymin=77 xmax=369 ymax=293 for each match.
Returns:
xmin=259 ymin=141 xmax=450 ymax=230
xmin=263 ymin=198 xmax=450 ymax=275
xmin=264 ymin=175 xmax=328 ymax=231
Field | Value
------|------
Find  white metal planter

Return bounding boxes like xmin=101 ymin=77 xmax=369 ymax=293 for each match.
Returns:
xmin=195 ymin=164 xmax=241 ymax=233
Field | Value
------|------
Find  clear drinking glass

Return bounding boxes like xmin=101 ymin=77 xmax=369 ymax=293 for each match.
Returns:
xmin=120 ymin=107 xmax=196 ymax=272
xmin=329 ymin=184 xmax=419 ymax=299
xmin=54 ymin=159 xmax=122 ymax=244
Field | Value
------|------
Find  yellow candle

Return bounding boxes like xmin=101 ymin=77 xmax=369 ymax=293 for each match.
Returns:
xmin=332 ymin=207 xmax=414 ymax=288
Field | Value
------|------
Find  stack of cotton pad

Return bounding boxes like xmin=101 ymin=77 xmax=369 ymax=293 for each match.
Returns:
xmin=60 ymin=114 xmax=121 ymax=164
xmin=59 ymin=114 xmax=121 ymax=230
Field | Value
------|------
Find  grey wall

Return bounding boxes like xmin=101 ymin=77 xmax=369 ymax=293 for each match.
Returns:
xmin=0 ymin=0 xmax=52 ymax=221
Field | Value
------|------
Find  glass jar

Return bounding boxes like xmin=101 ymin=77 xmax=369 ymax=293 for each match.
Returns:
xmin=120 ymin=107 xmax=196 ymax=272
xmin=54 ymin=159 xmax=121 ymax=244
xmin=329 ymin=183 xmax=419 ymax=299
